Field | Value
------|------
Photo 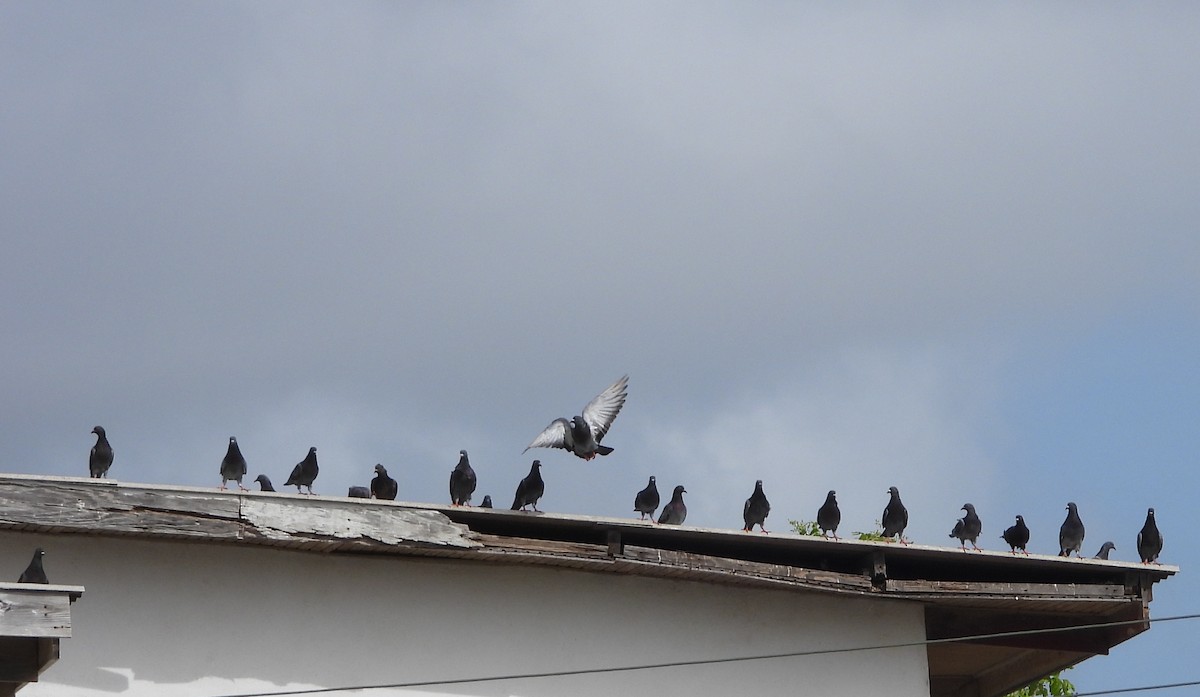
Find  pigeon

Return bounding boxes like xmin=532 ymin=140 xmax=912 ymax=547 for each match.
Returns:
xmin=89 ymin=426 xmax=114 ymax=479
xmin=219 ymin=436 xmax=248 ymax=491
xmin=480 ymin=495 xmax=493 ymax=508
xmin=633 ymin=476 xmax=660 ymax=520
xmin=1137 ymin=507 xmax=1163 ymax=564
xmin=524 ymin=375 xmax=629 ymax=460
xmin=18 ymin=548 xmax=48 ymax=584
xmin=370 ymin=464 xmax=398 ymax=501
xmin=881 ymin=486 xmax=909 ymax=544
xmin=1093 ymin=541 xmax=1117 ymax=560
xmin=742 ymin=480 xmax=770 ymax=533
xmin=1058 ymin=502 xmax=1085 ymax=557
xmin=511 ymin=460 xmax=545 ymax=512
xmin=348 ymin=486 xmax=370 ymax=498
xmin=1001 ymin=515 xmax=1030 ymax=555
xmin=449 ymin=450 xmax=477 ymax=506
xmin=658 ymin=485 xmax=687 ymax=525
xmin=948 ymin=503 xmax=982 ymax=551
xmin=285 ymin=447 xmax=319 ymax=495
xmin=817 ymin=490 xmax=841 ymax=540
xmin=254 ymin=474 xmax=276 ymax=492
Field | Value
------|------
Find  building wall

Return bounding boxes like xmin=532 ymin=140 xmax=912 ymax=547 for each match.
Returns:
xmin=1 ymin=532 xmax=930 ymax=697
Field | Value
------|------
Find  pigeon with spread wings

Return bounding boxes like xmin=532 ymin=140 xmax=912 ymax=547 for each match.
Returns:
xmin=524 ymin=376 xmax=629 ymax=460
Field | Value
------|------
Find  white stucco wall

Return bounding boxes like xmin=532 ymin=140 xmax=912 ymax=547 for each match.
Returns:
xmin=1 ymin=532 xmax=930 ymax=697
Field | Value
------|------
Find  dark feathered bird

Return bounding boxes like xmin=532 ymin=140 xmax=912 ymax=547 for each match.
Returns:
xmin=524 ymin=375 xmax=629 ymax=460
xmin=370 ymin=464 xmax=398 ymax=501
xmin=219 ymin=436 xmax=248 ymax=491
xmin=634 ymin=476 xmax=660 ymax=520
xmin=1137 ymin=507 xmax=1163 ymax=564
xmin=1001 ymin=515 xmax=1030 ymax=555
xmin=285 ymin=447 xmax=319 ymax=495
xmin=742 ymin=480 xmax=770 ymax=533
xmin=1058 ymin=502 xmax=1085 ymax=557
xmin=449 ymin=450 xmax=477 ymax=506
xmin=89 ymin=426 xmax=114 ymax=479
xmin=254 ymin=474 xmax=276 ymax=492
xmin=817 ymin=490 xmax=841 ymax=540
xmin=1094 ymin=541 xmax=1117 ymax=560
xmin=881 ymin=486 xmax=909 ymax=544
xmin=511 ymin=460 xmax=545 ymax=512
xmin=18 ymin=548 xmax=48 ymax=584
xmin=348 ymin=486 xmax=370 ymax=498
xmin=948 ymin=503 xmax=982 ymax=551
xmin=480 ymin=495 xmax=493 ymax=508
xmin=658 ymin=485 xmax=687 ymax=525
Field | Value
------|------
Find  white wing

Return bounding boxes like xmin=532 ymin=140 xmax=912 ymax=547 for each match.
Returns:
xmin=524 ymin=418 xmax=570 ymax=452
xmin=581 ymin=375 xmax=628 ymax=443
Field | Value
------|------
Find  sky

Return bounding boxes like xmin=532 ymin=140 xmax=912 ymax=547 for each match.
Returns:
xmin=2 ymin=2 xmax=1198 ymax=692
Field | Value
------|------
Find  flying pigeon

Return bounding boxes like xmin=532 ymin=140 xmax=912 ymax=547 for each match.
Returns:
xmin=881 ymin=486 xmax=909 ymax=544
xmin=1093 ymin=541 xmax=1117 ymax=560
xmin=1137 ymin=507 xmax=1163 ymax=564
xmin=817 ymin=490 xmax=841 ymax=540
xmin=370 ymin=464 xmax=398 ymax=501
xmin=449 ymin=450 xmax=477 ymax=506
xmin=1001 ymin=515 xmax=1030 ymax=555
xmin=511 ymin=460 xmax=545 ymax=512
xmin=219 ymin=436 xmax=248 ymax=491
xmin=89 ymin=426 xmax=114 ymax=479
xmin=348 ymin=486 xmax=370 ymax=498
xmin=524 ymin=375 xmax=629 ymax=460
xmin=254 ymin=474 xmax=276 ymax=492
xmin=742 ymin=480 xmax=770 ymax=533
xmin=634 ymin=476 xmax=660 ymax=520
xmin=480 ymin=495 xmax=493 ymax=508
xmin=658 ymin=485 xmax=687 ymax=525
xmin=1058 ymin=502 xmax=1085 ymax=557
xmin=285 ymin=447 xmax=319 ymax=495
xmin=948 ymin=503 xmax=982 ymax=551
xmin=17 ymin=548 xmax=48 ymax=584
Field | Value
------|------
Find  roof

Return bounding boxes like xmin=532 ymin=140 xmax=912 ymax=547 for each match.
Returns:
xmin=0 ymin=473 xmax=1177 ymax=697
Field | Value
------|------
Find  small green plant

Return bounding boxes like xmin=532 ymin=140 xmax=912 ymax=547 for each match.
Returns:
xmin=1006 ymin=670 xmax=1075 ymax=696
xmin=789 ymin=519 xmax=822 ymax=536
xmin=853 ymin=520 xmax=887 ymax=542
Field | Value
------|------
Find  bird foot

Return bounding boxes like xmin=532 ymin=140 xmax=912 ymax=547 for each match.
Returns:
xmin=760 ymin=528 xmax=769 ymax=534
xmin=239 ymin=486 xmax=249 ymax=492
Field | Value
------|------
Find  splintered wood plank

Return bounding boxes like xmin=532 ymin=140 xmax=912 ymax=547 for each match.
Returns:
xmin=239 ymin=497 xmax=480 ymax=548
xmin=0 ymin=590 xmax=72 ymax=638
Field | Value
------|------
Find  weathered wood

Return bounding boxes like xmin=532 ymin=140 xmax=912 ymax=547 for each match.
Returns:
xmin=239 ymin=496 xmax=479 ymax=548
xmin=0 ymin=477 xmax=480 ymax=550
xmin=889 ymin=579 xmax=1126 ymax=598
xmin=0 ymin=589 xmax=72 ymax=638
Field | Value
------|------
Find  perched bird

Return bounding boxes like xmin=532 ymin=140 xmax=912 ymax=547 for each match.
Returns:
xmin=17 ymin=548 xmax=48 ymax=584
xmin=817 ymin=490 xmax=841 ymax=540
xmin=511 ymin=460 xmax=545 ymax=512
xmin=881 ymin=486 xmax=909 ymax=544
xmin=633 ymin=476 xmax=660 ymax=520
xmin=370 ymin=464 xmax=398 ymax=501
xmin=658 ymin=485 xmax=687 ymax=525
xmin=254 ymin=474 xmax=276 ymax=492
xmin=1094 ymin=541 xmax=1117 ymax=560
xmin=348 ymin=486 xmax=370 ymax=498
xmin=524 ymin=375 xmax=629 ymax=460
xmin=1137 ymin=507 xmax=1163 ymax=564
xmin=742 ymin=480 xmax=770 ymax=533
xmin=89 ymin=426 xmax=114 ymax=479
xmin=480 ymin=495 xmax=493 ymax=508
xmin=219 ymin=436 xmax=248 ymax=491
xmin=449 ymin=450 xmax=477 ymax=506
xmin=285 ymin=447 xmax=319 ymax=495
xmin=1001 ymin=515 xmax=1030 ymax=555
xmin=948 ymin=503 xmax=982 ymax=551
xmin=1058 ymin=502 xmax=1085 ymax=557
